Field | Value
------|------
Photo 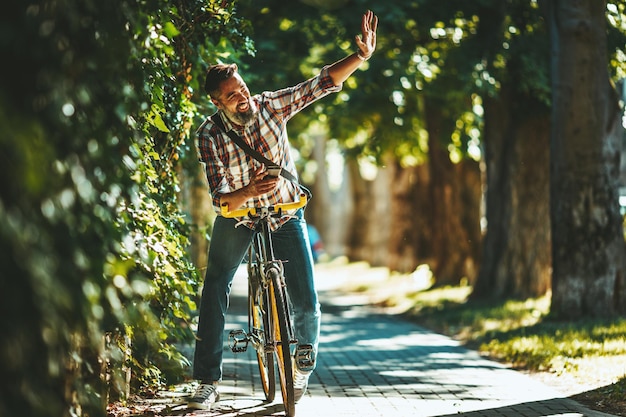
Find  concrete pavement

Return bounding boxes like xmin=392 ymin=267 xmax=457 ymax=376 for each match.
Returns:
xmin=141 ymin=263 xmax=617 ymax=417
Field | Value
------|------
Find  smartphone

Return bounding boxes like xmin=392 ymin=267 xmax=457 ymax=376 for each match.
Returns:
xmin=266 ymin=166 xmax=282 ymax=178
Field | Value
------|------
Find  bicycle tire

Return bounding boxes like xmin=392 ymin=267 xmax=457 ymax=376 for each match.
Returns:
xmin=268 ymin=268 xmax=296 ymax=417
xmin=249 ymin=280 xmax=276 ymax=402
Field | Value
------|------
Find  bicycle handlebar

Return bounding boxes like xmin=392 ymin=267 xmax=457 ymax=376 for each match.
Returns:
xmin=220 ymin=193 xmax=308 ymax=219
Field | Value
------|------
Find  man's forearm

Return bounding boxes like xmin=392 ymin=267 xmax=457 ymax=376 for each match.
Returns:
xmin=327 ymin=52 xmax=369 ymax=86
xmin=219 ymin=171 xmax=279 ymax=212
xmin=219 ymin=186 xmax=254 ymax=212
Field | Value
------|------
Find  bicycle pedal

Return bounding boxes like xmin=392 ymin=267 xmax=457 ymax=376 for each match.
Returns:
xmin=295 ymin=344 xmax=315 ymax=369
xmin=228 ymin=329 xmax=249 ymax=353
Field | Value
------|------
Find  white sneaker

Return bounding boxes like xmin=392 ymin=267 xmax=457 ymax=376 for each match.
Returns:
xmin=187 ymin=383 xmax=219 ymax=410
xmin=293 ymin=367 xmax=311 ymax=403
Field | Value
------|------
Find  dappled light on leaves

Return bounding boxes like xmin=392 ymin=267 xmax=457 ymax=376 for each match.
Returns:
xmin=1 ymin=0 xmax=252 ymax=416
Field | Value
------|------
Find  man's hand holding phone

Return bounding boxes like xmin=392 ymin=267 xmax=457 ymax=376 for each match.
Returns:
xmin=247 ymin=166 xmax=279 ymax=197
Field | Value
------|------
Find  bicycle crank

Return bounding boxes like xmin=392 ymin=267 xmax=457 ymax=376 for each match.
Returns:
xmin=228 ymin=329 xmax=250 ymax=353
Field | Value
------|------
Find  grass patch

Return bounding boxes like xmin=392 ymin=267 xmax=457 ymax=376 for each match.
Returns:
xmin=402 ymin=286 xmax=626 ymax=373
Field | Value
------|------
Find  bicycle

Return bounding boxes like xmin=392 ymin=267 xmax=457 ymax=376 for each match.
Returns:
xmin=221 ymin=193 xmax=309 ymax=417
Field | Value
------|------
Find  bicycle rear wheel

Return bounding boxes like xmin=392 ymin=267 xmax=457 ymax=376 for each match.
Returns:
xmin=249 ymin=273 xmax=275 ymax=401
xmin=268 ymin=268 xmax=295 ymax=417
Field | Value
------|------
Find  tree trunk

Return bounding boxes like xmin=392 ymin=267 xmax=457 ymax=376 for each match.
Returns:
xmin=345 ymin=156 xmax=393 ymax=266
xmin=387 ymin=161 xmax=433 ymax=273
xmin=547 ymin=0 xmax=626 ymax=318
xmin=305 ymin=133 xmax=352 ymax=258
xmin=184 ymin=167 xmax=215 ymax=274
xmin=306 ymin=133 xmax=331 ymax=242
xmin=472 ymin=87 xmax=552 ymax=300
xmin=457 ymin=159 xmax=483 ymax=284
xmin=425 ymin=99 xmax=483 ymax=285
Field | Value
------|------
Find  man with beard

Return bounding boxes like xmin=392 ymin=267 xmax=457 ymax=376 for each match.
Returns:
xmin=188 ymin=10 xmax=378 ymax=410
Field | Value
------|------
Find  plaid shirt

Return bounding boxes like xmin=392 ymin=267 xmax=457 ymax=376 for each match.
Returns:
xmin=196 ymin=66 xmax=341 ymax=231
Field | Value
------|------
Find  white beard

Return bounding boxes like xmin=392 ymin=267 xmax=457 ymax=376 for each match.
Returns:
xmin=223 ymin=99 xmax=258 ymax=127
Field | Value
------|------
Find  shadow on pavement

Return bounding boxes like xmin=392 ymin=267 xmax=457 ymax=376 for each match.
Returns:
xmin=165 ymin=273 xmax=614 ymax=417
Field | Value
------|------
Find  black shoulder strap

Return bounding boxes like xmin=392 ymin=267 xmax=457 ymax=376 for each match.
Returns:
xmin=211 ymin=114 xmax=299 ymax=184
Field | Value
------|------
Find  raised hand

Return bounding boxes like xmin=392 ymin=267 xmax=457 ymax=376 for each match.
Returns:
xmin=355 ymin=10 xmax=378 ymax=60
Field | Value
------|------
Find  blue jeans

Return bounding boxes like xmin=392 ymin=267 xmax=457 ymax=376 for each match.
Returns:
xmin=192 ymin=209 xmax=320 ymax=382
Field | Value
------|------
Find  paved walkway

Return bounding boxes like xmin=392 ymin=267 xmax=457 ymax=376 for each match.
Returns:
xmin=142 ymin=264 xmax=616 ymax=417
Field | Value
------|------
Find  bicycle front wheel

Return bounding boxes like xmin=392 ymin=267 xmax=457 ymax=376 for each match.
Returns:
xmin=268 ymin=268 xmax=295 ymax=417
xmin=249 ymin=280 xmax=275 ymax=402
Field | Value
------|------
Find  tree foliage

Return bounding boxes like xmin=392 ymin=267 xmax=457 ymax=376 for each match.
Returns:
xmin=0 ymin=1 xmax=251 ymax=416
